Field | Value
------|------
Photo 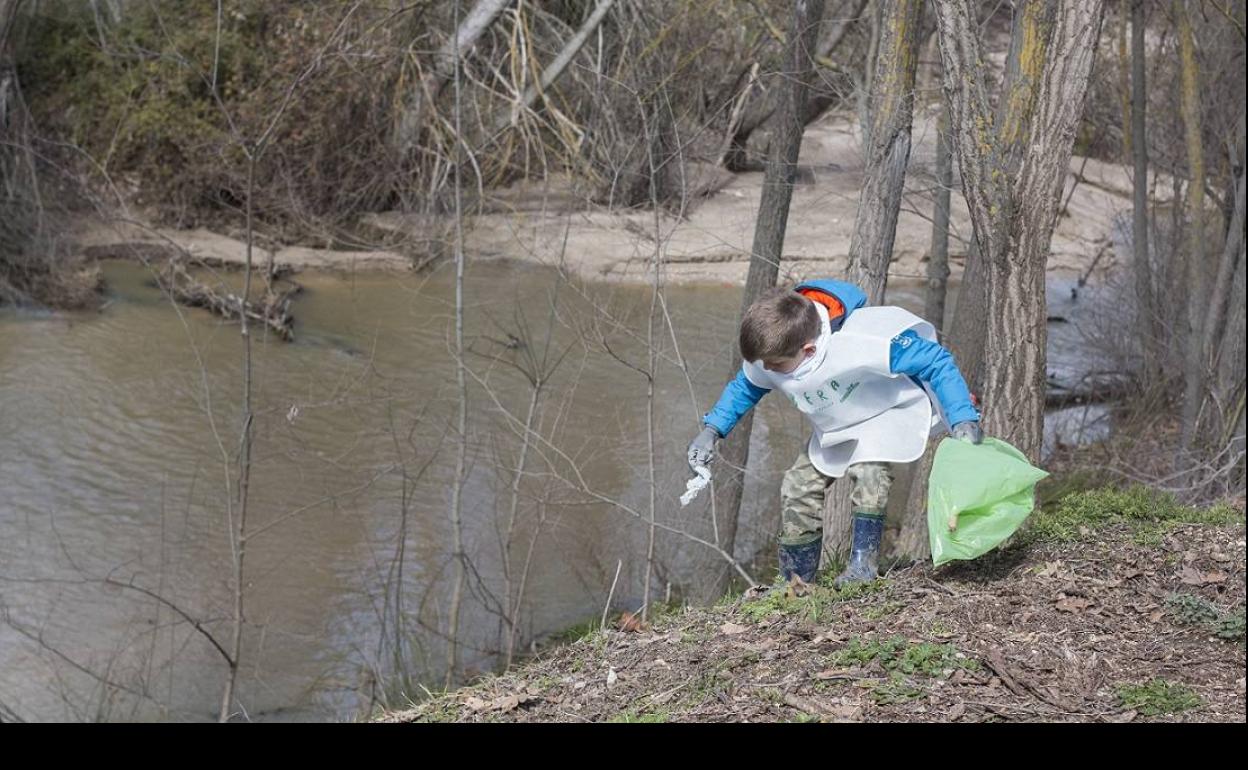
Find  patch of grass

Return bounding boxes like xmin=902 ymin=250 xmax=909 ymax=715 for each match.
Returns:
xmin=739 ymin=586 xmax=803 ymax=621
xmin=863 ymin=601 xmax=903 ymax=620
xmin=1164 ymin=594 xmax=1246 ymax=642
xmin=1115 ymin=679 xmax=1202 ymax=716
xmin=1130 ymin=528 xmax=1167 ymax=547
xmin=1035 ymin=470 xmax=1110 ymax=510
xmin=870 ymin=673 xmax=926 ymax=705
xmin=1214 ymin=609 xmax=1245 ymax=642
xmin=1023 ymin=486 xmax=1243 ymax=546
xmin=829 ymin=636 xmax=979 ymax=677
xmin=647 ymin=600 xmax=686 ymax=625
xmin=547 ymin=617 xmax=602 ymax=646
xmin=678 ymin=629 xmax=708 ymax=645
xmin=415 ymin=700 xmax=461 ymax=723
xmin=928 ymin=618 xmax=955 ymax=637
xmin=1164 ymin=593 xmax=1220 ymax=625
xmin=608 ymin=707 xmax=670 ymax=723
xmin=529 ymin=675 xmax=560 ymax=694
xmin=739 ymin=578 xmax=886 ymax=623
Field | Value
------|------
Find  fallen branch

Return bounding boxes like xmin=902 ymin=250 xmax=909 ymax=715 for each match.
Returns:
xmin=158 ymin=259 xmax=298 ymax=341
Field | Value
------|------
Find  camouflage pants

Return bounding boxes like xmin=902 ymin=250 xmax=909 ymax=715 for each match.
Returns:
xmin=778 ymin=451 xmax=893 ymax=546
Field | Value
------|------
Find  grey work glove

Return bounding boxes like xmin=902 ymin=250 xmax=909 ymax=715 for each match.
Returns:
xmin=687 ymin=426 xmax=720 ymax=474
xmin=951 ymin=421 xmax=983 ymax=444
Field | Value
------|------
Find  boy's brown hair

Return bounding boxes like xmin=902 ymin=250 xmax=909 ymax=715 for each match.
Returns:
xmin=739 ymin=287 xmax=820 ymax=362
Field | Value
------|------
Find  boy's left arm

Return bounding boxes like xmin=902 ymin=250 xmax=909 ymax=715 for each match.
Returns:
xmin=889 ymin=330 xmax=982 ymax=442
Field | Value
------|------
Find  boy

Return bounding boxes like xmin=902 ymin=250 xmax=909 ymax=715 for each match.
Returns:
xmin=687 ymin=279 xmax=982 ymax=588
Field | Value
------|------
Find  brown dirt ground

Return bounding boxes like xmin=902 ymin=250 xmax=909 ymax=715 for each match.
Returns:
xmin=380 ymin=514 xmax=1245 ymax=724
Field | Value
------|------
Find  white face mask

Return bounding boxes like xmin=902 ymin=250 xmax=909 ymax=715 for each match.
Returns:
xmin=777 ymin=306 xmax=832 ymax=381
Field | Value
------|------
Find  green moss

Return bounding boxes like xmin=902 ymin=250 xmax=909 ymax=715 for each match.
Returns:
xmin=1115 ymin=679 xmax=1202 ymax=716
xmin=829 ymin=636 xmax=979 ymax=677
xmin=1022 ymin=486 xmax=1242 ymax=546
xmin=738 ymin=578 xmax=886 ymax=623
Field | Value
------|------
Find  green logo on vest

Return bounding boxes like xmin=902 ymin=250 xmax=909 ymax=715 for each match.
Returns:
xmin=795 ymin=379 xmax=860 ymax=410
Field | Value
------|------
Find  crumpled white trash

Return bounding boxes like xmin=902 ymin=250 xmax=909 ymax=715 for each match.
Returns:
xmin=679 ymin=466 xmax=712 ymax=507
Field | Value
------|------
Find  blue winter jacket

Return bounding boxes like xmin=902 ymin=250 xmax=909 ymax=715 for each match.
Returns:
xmin=702 ymin=279 xmax=980 ymax=437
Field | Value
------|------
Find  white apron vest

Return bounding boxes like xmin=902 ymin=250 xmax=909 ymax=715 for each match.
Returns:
xmin=743 ymin=304 xmax=941 ymax=477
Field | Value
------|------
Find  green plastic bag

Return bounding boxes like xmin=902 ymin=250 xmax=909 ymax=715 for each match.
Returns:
xmin=927 ymin=437 xmax=1049 ymax=566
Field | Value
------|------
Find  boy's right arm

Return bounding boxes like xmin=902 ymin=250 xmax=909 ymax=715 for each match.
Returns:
xmin=689 ymin=371 xmax=769 ymax=473
xmin=703 ymin=370 xmax=771 ymax=438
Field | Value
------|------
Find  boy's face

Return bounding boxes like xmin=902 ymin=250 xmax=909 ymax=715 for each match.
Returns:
xmin=762 ymin=341 xmax=817 ymax=374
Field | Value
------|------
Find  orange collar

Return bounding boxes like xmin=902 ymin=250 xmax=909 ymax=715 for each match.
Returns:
xmin=798 ymin=288 xmax=845 ymax=324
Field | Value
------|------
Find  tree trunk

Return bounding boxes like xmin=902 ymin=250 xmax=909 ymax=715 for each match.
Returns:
xmin=1132 ymin=0 xmax=1157 ymax=364
xmin=1205 ymin=111 xmax=1245 ymax=361
xmin=393 ymin=0 xmax=512 ymax=156
xmin=846 ymin=0 xmax=925 ymax=301
xmin=823 ymin=0 xmax=924 ymax=566
xmin=938 ymin=0 xmax=1058 ymax=399
xmin=1176 ymin=0 xmax=1208 ymax=450
xmin=707 ymin=0 xmax=826 ymax=600
xmin=1215 ymin=250 xmax=1246 ymax=484
xmin=1117 ymin=4 xmax=1131 ymax=160
xmin=445 ymin=0 xmax=470 ymax=688
xmin=819 ymin=0 xmax=869 ymax=59
xmin=984 ymin=0 xmax=1104 ymax=460
xmin=892 ymin=0 xmax=1086 ymax=561
xmin=1203 ymin=113 xmax=1246 ymax=447
xmin=886 ymin=79 xmax=954 ymax=566
xmin=859 ymin=0 xmax=883 ymax=144
xmin=925 ymin=103 xmax=954 ymax=336
xmin=1 ymin=0 xmax=38 ymax=303
xmin=932 ymin=0 xmax=1102 ymax=462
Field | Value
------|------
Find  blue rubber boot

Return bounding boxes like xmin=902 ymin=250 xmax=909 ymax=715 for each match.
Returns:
xmin=833 ymin=512 xmax=885 ymax=588
xmin=777 ymin=538 xmax=822 ymax=584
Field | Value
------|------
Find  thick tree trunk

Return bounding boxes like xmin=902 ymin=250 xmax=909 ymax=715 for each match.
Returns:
xmin=859 ymin=0 xmax=883 ymax=144
xmin=1176 ymin=0 xmax=1208 ymax=450
xmin=893 ymin=0 xmax=1060 ymax=561
xmin=939 ymin=0 xmax=1057 ymax=398
xmin=845 ymin=0 xmax=925 ymax=301
xmin=708 ymin=0 xmax=825 ymax=599
xmin=983 ymin=0 xmax=1104 ymax=460
xmin=934 ymin=0 xmax=1102 ymax=461
xmin=823 ymin=0 xmax=925 ymax=566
